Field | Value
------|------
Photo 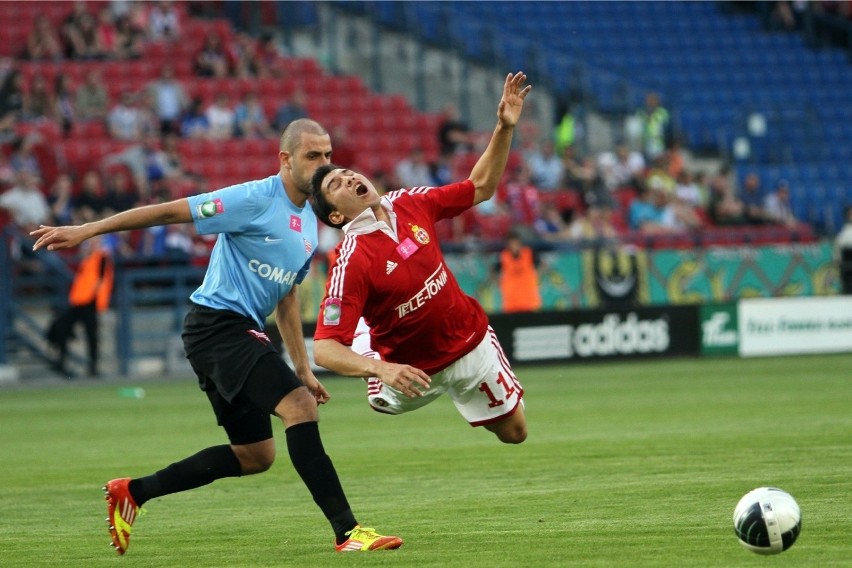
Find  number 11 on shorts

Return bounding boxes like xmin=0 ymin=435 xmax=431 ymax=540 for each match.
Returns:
xmin=478 ymin=373 xmax=521 ymax=408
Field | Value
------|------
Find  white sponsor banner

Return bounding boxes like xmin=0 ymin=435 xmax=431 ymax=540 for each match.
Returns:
xmin=739 ymin=296 xmax=852 ymax=357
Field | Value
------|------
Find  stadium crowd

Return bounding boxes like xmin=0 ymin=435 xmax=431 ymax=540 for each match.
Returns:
xmin=1 ymin=1 xmax=815 ymax=265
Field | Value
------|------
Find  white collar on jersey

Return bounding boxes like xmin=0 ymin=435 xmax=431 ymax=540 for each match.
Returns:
xmin=341 ymin=195 xmax=398 ymax=242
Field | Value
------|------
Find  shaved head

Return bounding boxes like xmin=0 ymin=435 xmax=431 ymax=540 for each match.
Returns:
xmin=279 ymin=118 xmax=328 ymax=153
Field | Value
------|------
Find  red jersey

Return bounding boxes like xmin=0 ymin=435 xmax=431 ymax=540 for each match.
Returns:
xmin=314 ymin=180 xmax=489 ymax=375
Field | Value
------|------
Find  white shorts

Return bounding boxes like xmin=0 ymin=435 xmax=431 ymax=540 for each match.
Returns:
xmin=353 ymin=323 xmax=524 ymax=427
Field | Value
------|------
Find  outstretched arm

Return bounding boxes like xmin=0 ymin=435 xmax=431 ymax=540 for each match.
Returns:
xmin=30 ymin=198 xmax=193 ymax=251
xmin=313 ymin=338 xmax=431 ymax=399
xmin=469 ymin=71 xmax=532 ymax=205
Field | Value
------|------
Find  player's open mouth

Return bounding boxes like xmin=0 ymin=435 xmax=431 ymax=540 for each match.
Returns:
xmin=355 ymin=183 xmax=367 ymax=196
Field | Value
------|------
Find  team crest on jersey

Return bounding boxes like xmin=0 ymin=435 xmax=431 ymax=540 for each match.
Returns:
xmin=410 ymin=224 xmax=430 ymax=245
xmin=197 ymin=198 xmax=224 ymax=218
xmin=303 ymin=238 xmax=313 ymax=254
xmin=323 ymin=297 xmax=342 ymax=326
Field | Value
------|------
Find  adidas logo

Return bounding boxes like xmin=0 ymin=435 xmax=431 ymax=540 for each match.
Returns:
xmin=386 ymin=260 xmax=398 ymax=274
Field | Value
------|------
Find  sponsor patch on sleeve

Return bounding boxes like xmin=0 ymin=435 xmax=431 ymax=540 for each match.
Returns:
xmin=323 ymin=297 xmax=342 ymax=326
xmin=197 ymin=198 xmax=224 ymax=218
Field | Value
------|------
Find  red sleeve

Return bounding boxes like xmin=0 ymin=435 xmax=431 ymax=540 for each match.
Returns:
xmin=418 ymin=179 xmax=475 ymax=221
xmin=313 ymin=236 xmax=367 ymax=346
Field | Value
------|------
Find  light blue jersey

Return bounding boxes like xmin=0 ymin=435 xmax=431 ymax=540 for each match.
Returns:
xmin=187 ymin=174 xmax=317 ymax=328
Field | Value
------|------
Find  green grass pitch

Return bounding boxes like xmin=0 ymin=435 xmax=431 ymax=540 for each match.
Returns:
xmin=1 ymin=354 xmax=850 ymax=567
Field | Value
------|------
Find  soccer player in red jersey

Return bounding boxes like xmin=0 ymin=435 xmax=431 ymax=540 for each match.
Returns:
xmin=310 ymin=72 xmax=531 ymax=444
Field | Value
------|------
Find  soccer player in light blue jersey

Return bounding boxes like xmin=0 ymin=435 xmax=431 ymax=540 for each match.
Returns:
xmin=31 ymin=118 xmax=403 ymax=554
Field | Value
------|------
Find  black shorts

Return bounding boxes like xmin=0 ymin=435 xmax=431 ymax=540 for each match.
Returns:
xmin=182 ymin=304 xmax=304 ymax=444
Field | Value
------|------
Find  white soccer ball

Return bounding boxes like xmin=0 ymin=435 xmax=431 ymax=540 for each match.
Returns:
xmin=733 ymin=487 xmax=801 ymax=555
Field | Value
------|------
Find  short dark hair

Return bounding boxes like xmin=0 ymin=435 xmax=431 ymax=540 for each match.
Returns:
xmin=310 ymin=163 xmax=344 ymax=228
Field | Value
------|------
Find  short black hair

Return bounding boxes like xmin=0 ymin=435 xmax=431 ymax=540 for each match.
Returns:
xmin=310 ymin=163 xmax=344 ymax=228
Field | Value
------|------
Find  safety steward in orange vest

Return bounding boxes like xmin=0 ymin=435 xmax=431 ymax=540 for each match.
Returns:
xmin=47 ymin=237 xmax=114 ymax=377
xmin=497 ymin=231 xmax=541 ymax=313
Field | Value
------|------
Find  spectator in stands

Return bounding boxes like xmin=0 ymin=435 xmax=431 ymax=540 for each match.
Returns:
xmin=499 ymin=164 xmax=540 ymax=226
xmin=234 ymin=92 xmax=273 ymax=138
xmin=148 ymin=1 xmax=181 ymax=43
xmin=74 ymin=169 xmax=108 ymax=222
xmin=739 ymin=172 xmax=769 ymax=225
xmin=123 ymin=1 xmax=149 ymax=37
xmin=26 ymin=14 xmax=64 ymax=61
xmin=205 ymin=92 xmax=236 ymax=139
xmin=553 ymin=103 xmax=580 ymax=155
xmin=138 ymin=90 xmax=161 ymax=137
xmin=63 ymin=8 xmax=104 ymax=60
xmin=567 ymin=205 xmax=620 ymax=242
xmin=194 ymin=30 xmax=231 ymax=77
xmin=9 ymin=134 xmax=43 ymax=177
xmin=47 ymin=173 xmax=75 ymax=225
xmin=628 ymin=183 xmax=680 ymax=235
xmin=75 ymin=69 xmax=109 ymax=121
xmin=112 ymin=13 xmax=145 ymax=59
xmin=763 ymin=179 xmax=798 ymax=227
xmin=437 ymin=103 xmax=473 ymax=157
xmin=429 ymin=153 xmax=454 ymax=187
xmin=180 ymin=96 xmax=210 ymax=139
xmin=254 ymin=32 xmax=286 ymax=78
xmin=526 ymin=140 xmax=563 ymax=191
xmin=707 ymin=168 xmax=746 ymax=225
xmin=53 ymin=73 xmax=76 ymax=137
xmin=663 ymin=137 xmax=686 ymax=180
xmin=533 ymin=200 xmax=573 ymax=242
xmin=102 ymin=167 xmax=139 ymax=216
xmin=674 ymin=169 xmax=706 ymax=210
xmin=495 ymin=230 xmax=542 ymax=313
xmin=230 ymin=32 xmax=262 ymax=78
xmin=631 ymin=91 xmax=670 ymax=161
xmin=108 ymin=91 xmax=143 ymax=141
xmin=273 ymin=90 xmax=309 ymax=131
xmin=0 ymin=69 xmax=25 ymax=141
xmin=95 ymin=7 xmax=118 ymax=58
xmin=160 ymin=132 xmax=195 ymax=187
xmin=101 ymin=134 xmax=168 ymax=197
xmin=394 ymin=147 xmax=433 ymax=188
xmin=147 ymin=63 xmax=189 ymax=135
xmin=0 ymin=68 xmax=25 ymax=133
xmin=597 ymin=141 xmax=645 ymax=192
xmin=1 ymin=170 xmax=50 ymax=231
xmin=23 ymin=74 xmax=56 ymax=123
xmin=563 ymin=144 xmax=609 ymax=208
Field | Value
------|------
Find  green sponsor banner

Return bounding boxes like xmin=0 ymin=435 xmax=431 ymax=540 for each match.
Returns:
xmin=297 ymin=242 xmax=840 ymax=320
xmin=700 ymin=303 xmax=739 ymax=356
xmin=644 ymin=243 xmax=838 ymax=305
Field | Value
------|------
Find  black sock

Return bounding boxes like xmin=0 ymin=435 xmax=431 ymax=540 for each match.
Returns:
xmin=128 ymin=445 xmax=242 ymax=507
xmin=285 ymin=421 xmax=357 ymax=543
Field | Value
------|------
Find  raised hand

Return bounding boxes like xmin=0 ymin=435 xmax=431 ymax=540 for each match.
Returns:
xmin=497 ymin=71 xmax=532 ymax=128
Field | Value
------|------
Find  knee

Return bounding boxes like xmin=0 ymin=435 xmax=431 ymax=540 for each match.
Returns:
xmin=236 ymin=448 xmax=276 ymax=475
xmin=276 ymin=386 xmax=319 ymax=426
xmin=498 ymin=424 xmax=527 ymax=445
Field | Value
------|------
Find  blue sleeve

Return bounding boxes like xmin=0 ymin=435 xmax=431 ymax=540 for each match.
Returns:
xmin=187 ymin=183 xmax=259 ymax=235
